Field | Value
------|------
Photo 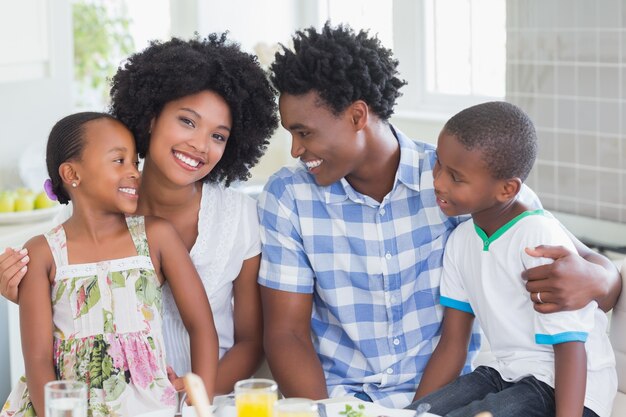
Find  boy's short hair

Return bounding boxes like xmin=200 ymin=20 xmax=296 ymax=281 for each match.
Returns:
xmin=270 ymin=22 xmax=407 ymax=120
xmin=444 ymin=101 xmax=537 ymax=181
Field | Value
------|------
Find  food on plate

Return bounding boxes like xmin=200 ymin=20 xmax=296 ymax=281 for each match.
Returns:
xmin=0 ymin=191 xmax=16 ymax=213
xmin=34 ymin=191 xmax=57 ymax=209
xmin=339 ymin=404 xmax=367 ymax=417
xmin=0 ymin=188 xmax=57 ymax=212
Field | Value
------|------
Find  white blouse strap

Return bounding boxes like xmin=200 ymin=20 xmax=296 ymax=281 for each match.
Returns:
xmin=125 ymin=215 xmax=150 ymax=257
xmin=43 ymin=224 xmax=69 ymax=268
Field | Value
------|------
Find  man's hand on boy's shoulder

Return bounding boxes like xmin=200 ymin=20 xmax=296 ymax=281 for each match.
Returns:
xmin=523 ymin=245 xmax=616 ymax=313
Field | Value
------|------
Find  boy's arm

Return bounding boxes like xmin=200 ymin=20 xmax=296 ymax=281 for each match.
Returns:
xmin=524 ymin=231 xmax=621 ymax=313
xmin=554 ymin=342 xmax=587 ymax=417
xmin=147 ymin=217 xmax=219 ymax=400
xmin=414 ymin=308 xmax=474 ymax=400
xmin=19 ymin=236 xmax=56 ymax=416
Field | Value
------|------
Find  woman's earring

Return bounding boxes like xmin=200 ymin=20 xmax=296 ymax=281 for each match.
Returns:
xmin=72 ymin=182 xmax=77 ymax=188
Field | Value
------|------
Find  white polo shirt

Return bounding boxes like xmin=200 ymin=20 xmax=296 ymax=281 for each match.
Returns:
xmin=441 ymin=210 xmax=617 ymax=417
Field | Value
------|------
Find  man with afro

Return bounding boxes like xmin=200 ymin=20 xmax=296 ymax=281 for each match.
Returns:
xmin=257 ymin=22 xmax=621 ymax=408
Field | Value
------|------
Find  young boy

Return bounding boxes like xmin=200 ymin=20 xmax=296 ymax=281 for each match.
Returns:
xmin=407 ymin=102 xmax=616 ymax=417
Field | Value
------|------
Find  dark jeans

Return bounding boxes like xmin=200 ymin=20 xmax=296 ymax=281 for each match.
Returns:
xmin=405 ymin=366 xmax=599 ymax=417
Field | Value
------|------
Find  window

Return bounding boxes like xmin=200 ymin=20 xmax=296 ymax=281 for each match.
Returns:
xmin=319 ymin=0 xmax=394 ymax=49
xmin=72 ymin=0 xmax=170 ymax=109
xmin=320 ymin=0 xmax=506 ymax=119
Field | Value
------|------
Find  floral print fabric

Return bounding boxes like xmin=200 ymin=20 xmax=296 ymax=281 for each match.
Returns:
xmin=1 ymin=216 xmax=176 ymax=417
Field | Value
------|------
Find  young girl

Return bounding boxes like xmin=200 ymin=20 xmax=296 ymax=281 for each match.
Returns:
xmin=0 ymin=34 xmax=278 ymax=395
xmin=1 ymin=112 xmax=218 ymax=417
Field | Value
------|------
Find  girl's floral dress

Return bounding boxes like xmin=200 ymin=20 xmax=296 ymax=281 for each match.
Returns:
xmin=1 ymin=216 xmax=177 ymax=417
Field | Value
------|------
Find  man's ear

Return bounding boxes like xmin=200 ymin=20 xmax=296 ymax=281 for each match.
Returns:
xmin=497 ymin=177 xmax=522 ymax=202
xmin=349 ymin=100 xmax=368 ymax=130
xmin=59 ymin=162 xmax=80 ymax=187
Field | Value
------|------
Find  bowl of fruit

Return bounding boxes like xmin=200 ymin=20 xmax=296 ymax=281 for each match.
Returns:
xmin=0 ymin=187 xmax=62 ymax=224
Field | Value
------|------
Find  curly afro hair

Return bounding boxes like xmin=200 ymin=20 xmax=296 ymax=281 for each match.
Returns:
xmin=109 ymin=33 xmax=278 ymax=185
xmin=444 ymin=101 xmax=537 ymax=181
xmin=270 ymin=22 xmax=406 ymax=120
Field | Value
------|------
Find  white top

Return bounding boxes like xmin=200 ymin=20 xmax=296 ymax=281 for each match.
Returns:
xmin=441 ymin=210 xmax=617 ymax=417
xmin=53 ymin=183 xmax=261 ymax=375
xmin=161 ymin=183 xmax=261 ymax=375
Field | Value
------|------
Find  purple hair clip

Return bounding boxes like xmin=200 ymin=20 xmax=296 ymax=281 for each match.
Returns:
xmin=43 ymin=179 xmax=58 ymax=201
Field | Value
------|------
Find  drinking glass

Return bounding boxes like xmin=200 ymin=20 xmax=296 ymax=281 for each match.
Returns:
xmin=213 ymin=394 xmax=236 ymax=417
xmin=234 ymin=378 xmax=278 ymax=417
xmin=44 ymin=380 xmax=87 ymax=417
xmin=274 ymin=398 xmax=319 ymax=417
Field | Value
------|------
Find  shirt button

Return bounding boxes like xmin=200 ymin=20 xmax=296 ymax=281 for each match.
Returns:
xmin=390 ymin=295 xmax=397 ymax=303
xmin=393 ymin=338 xmax=400 ymax=346
xmin=385 ymin=252 xmax=392 ymax=260
xmin=380 ymin=208 xmax=386 ymax=216
xmin=386 ymin=368 xmax=393 ymax=374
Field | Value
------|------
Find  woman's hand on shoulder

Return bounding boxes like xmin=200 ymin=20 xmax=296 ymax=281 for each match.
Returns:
xmin=0 ymin=247 xmax=30 ymax=304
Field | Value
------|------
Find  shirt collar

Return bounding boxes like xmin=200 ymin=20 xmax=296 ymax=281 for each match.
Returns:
xmin=324 ymin=125 xmax=425 ymax=205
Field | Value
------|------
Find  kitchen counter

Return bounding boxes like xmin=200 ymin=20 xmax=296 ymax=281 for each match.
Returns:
xmin=0 ymin=216 xmax=58 ymax=399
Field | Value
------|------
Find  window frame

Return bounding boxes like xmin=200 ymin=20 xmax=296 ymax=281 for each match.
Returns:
xmin=319 ymin=0 xmax=506 ymax=121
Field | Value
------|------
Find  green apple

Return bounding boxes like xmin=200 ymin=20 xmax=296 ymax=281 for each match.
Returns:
xmin=0 ymin=191 xmax=15 ymax=213
xmin=15 ymin=187 xmax=33 ymax=197
xmin=34 ymin=191 xmax=57 ymax=209
xmin=14 ymin=193 xmax=35 ymax=211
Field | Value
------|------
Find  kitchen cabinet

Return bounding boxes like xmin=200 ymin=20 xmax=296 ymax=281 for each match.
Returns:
xmin=0 ymin=0 xmax=50 ymax=83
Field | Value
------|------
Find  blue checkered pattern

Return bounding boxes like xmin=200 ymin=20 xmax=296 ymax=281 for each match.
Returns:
xmin=257 ymin=127 xmax=479 ymax=408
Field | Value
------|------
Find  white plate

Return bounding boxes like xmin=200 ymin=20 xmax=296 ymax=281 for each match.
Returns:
xmin=0 ymin=205 xmax=63 ymax=225
xmin=133 ymin=409 xmax=177 ymax=417
xmin=323 ymin=400 xmax=438 ymax=417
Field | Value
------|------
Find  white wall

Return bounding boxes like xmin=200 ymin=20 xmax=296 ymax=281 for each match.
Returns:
xmin=390 ymin=114 xmax=443 ymax=145
xmin=0 ymin=1 xmax=73 ymax=190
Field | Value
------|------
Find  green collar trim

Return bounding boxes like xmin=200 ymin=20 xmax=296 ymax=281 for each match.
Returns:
xmin=474 ymin=209 xmax=546 ymax=251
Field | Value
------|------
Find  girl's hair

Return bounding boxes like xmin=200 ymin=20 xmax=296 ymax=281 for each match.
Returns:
xmin=46 ymin=112 xmax=117 ymax=204
xmin=110 ymin=34 xmax=279 ymax=186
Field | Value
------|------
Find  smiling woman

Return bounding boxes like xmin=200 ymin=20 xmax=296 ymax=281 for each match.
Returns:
xmin=106 ymin=35 xmax=278 ymax=395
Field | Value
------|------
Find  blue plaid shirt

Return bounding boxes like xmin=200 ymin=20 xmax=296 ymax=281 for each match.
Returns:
xmin=257 ymin=127 xmax=478 ymax=408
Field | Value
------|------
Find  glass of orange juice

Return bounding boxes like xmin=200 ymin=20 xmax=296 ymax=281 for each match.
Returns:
xmin=234 ymin=378 xmax=278 ymax=417
xmin=274 ymin=398 xmax=319 ymax=417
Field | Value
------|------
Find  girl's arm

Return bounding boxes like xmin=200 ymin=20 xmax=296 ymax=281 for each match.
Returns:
xmin=413 ymin=308 xmax=474 ymax=400
xmin=553 ymin=342 xmax=587 ymax=417
xmin=147 ymin=217 xmax=218 ymax=400
xmin=19 ymin=236 xmax=56 ymax=416
xmin=215 ymin=254 xmax=263 ymax=395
